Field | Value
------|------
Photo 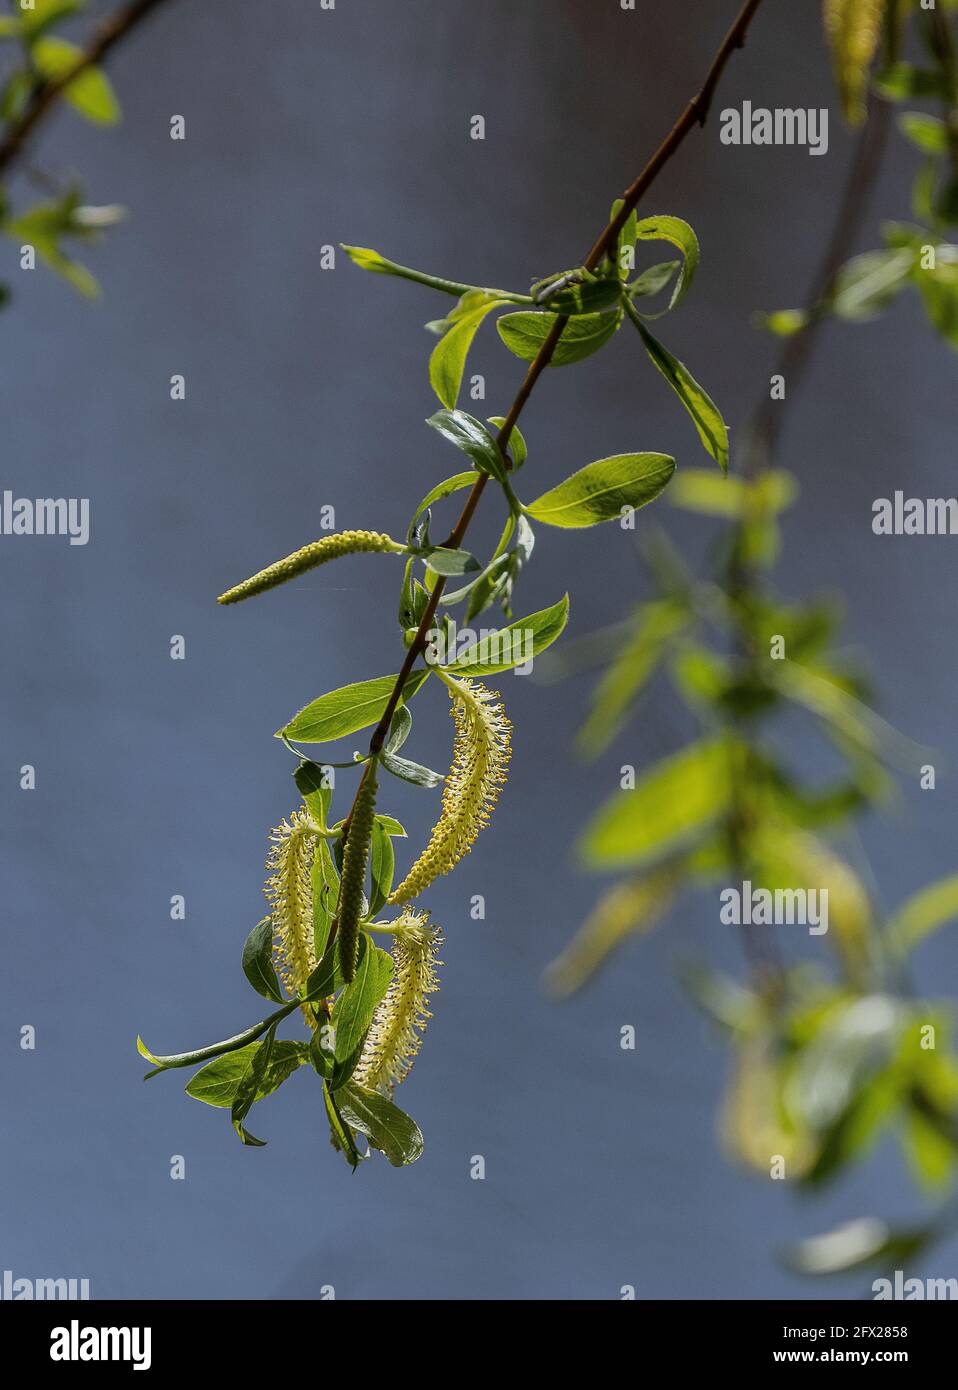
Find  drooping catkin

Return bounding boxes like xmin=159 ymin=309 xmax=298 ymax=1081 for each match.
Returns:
xmin=352 ymin=910 xmax=442 ymax=1096
xmin=217 ymin=531 xmax=406 ymax=605
xmin=823 ymin=0 xmax=886 ymax=125
xmin=265 ymin=806 xmax=322 ymax=1026
xmin=336 ymin=763 xmax=379 ymax=982
xmin=389 ymin=675 xmax=511 ymax=905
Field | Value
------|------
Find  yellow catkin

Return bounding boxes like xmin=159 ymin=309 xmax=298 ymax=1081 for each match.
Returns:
xmin=265 ymin=806 xmax=322 ymax=1026
xmin=352 ymin=911 xmax=442 ymax=1095
xmin=389 ymin=675 xmax=511 ymax=905
xmin=823 ymin=0 xmax=886 ymax=125
xmin=217 ymin=530 xmax=406 ymax=604
xmin=336 ymin=764 xmax=379 ymax=982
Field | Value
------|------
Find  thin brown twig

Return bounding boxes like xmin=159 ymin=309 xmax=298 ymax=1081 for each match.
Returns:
xmin=0 ymin=0 xmax=173 ymax=176
xmin=336 ymin=0 xmax=768 ymax=856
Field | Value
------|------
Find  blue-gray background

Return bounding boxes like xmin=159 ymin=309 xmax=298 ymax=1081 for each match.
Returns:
xmin=3 ymin=0 xmax=956 ymax=1300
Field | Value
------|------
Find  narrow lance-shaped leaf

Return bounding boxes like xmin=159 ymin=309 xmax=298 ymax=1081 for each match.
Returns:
xmin=442 ymin=594 xmax=570 ymax=675
xmin=627 ymin=306 xmax=729 ymax=472
xmin=332 ymin=935 xmax=394 ymax=1064
xmin=279 ymin=669 xmax=430 ymax=744
xmin=580 ymin=737 xmax=735 ymax=870
xmin=231 ymin=1022 xmax=277 ymax=1146
xmin=497 ymin=308 xmax=622 ymax=366
xmin=525 ymin=453 xmax=675 ymax=528
xmin=429 ymin=299 xmax=508 ymax=408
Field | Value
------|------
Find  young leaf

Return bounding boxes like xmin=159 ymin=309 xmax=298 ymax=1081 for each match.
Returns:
xmin=497 ymin=308 xmax=621 ymax=366
xmin=278 ymin=669 xmax=430 ymax=744
xmin=629 ymin=260 xmax=680 ymax=301
xmin=886 ymin=873 xmax=958 ymax=956
xmin=426 ymin=409 xmax=509 ymax=486
xmin=331 ymin=937 xmax=394 ymax=1065
xmin=384 ymin=705 xmax=413 ymax=754
xmin=535 ymin=276 xmax=623 ymax=314
xmin=486 ymin=416 xmax=527 ymax=468
xmin=829 ymin=248 xmax=915 ymax=322
xmin=293 ymin=760 xmax=332 ymax=824
xmin=898 ymin=112 xmax=948 ymax=155
xmin=337 ymin=1083 xmax=424 ymax=1166
xmin=323 ymin=1080 xmax=363 ymax=1171
xmin=185 ymin=1040 xmax=308 ymax=1108
xmin=369 ymin=820 xmax=395 ymax=914
xmin=241 ymin=917 xmax=284 ymax=1004
xmin=627 ymin=309 xmax=729 ymax=471
xmin=423 ymin=547 xmax=481 ymax=577
xmin=525 ymin=453 xmax=674 ymax=528
xmin=580 ymin=738 xmax=734 ymax=869
xmin=231 ymin=1023 xmax=277 ymax=1145
xmin=311 ymin=836 xmax=339 ymax=959
xmin=406 ymin=471 xmax=478 ymax=547
xmin=137 ymin=1001 xmax=298 ymax=1076
xmin=429 ymin=299 xmax=507 ymax=408
xmin=380 ymin=750 xmax=444 ymax=788
xmin=376 ymin=814 xmax=407 ymax=838
xmin=442 ymin=594 xmax=570 ymax=675
xmin=31 ymin=37 xmax=120 ymax=125
xmin=633 ymin=215 xmax=699 ymax=310
xmin=304 ymin=942 xmax=345 ymax=1003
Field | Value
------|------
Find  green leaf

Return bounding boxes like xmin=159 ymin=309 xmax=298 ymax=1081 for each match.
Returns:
xmin=830 ymin=247 xmax=915 ymax=322
xmin=304 ymin=942 xmax=345 ymax=1003
xmin=580 ymin=737 xmax=733 ymax=870
xmin=426 ymin=409 xmax=509 ymax=486
xmin=486 ymin=416 xmax=527 ymax=468
xmin=241 ymin=917 xmax=284 ymax=1004
xmin=136 ymin=1001 xmax=298 ymax=1075
xmin=442 ymin=594 xmax=570 ymax=675
xmin=324 ymin=1081 xmax=363 ymax=1171
xmin=32 ymin=37 xmax=120 ymax=125
xmin=311 ymin=837 xmax=339 ymax=959
xmin=384 ymin=705 xmax=413 ymax=754
xmin=887 ymin=873 xmax=958 ymax=956
xmin=376 ymin=814 xmax=407 ymax=838
xmin=633 ymin=215 xmax=699 ymax=310
xmin=667 ymin=468 xmax=796 ymax=519
xmin=577 ymin=599 xmax=688 ymax=757
xmin=185 ymin=1040 xmax=308 ymax=1108
xmin=231 ymin=1023 xmax=276 ymax=1145
xmin=368 ymin=819 xmax=395 ymax=914
xmin=423 ymin=546 xmax=481 ymax=577
xmin=429 ymin=298 xmax=507 ymax=408
xmin=525 ymin=452 xmax=674 ymax=528
xmin=337 ymin=1083 xmax=424 ymax=1166
xmin=534 ymin=275 xmax=623 ymax=314
xmin=294 ymin=760 xmax=332 ymax=823
xmin=628 ymin=310 xmax=729 ymax=471
xmin=898 ymin=111 xmax=948 ymax=155
xmin=406 ymin=470 xmax=478 ymax=546
xmin=874 ymin=64 xmax=950 ymax=101
xmin=380 ymin=750 xmax=443 ymax=787
xmin=496 ymin=308 xmax=621 ymax=366
xmin=331 ymin=936 xmax=393 ymax=1066
xmin=629 ymin=260 xmax=680 ymax=300
xmin=278 ymin=669 xmax=430 ymax=743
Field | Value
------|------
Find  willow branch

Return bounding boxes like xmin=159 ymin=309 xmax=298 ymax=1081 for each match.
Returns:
xmin=0 ymin=0 xmax=174 ymax=176
xmin=337 ymin=0 xmax=768 ymax=847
